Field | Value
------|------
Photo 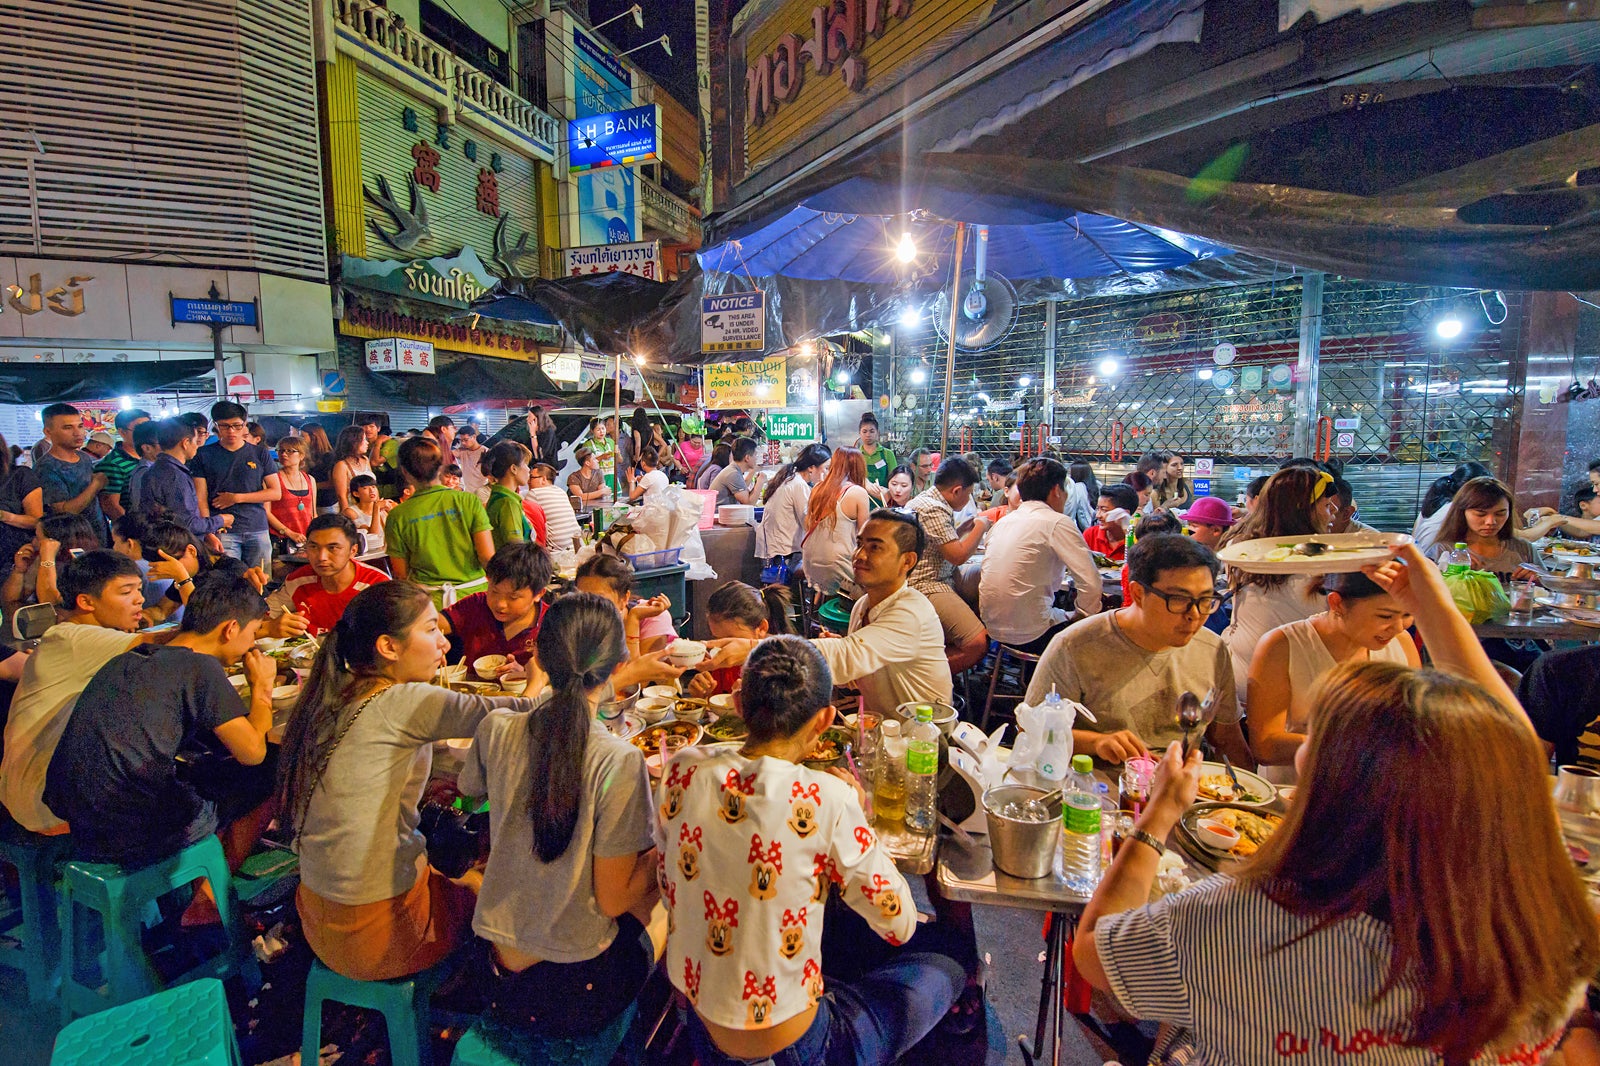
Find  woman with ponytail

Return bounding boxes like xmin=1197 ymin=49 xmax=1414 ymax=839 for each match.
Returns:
xmin=278 ymin=580 xmax=525 ymax=981
xmin=456 ymin=592 xmax=658 ymax=1046
xmin=685 ymin=580 xmax=794 ymax=698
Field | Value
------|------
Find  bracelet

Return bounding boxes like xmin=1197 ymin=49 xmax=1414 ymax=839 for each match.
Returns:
xmin=1126 ymin=828 xmax=1166 ymax=858
xmin=39 ymin=559 xmax=54 ymax=568
xmin=176 ymin=577 xmax=194 ymax=588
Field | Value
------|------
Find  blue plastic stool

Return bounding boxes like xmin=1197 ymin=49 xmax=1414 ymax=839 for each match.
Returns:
xmin=56 ymin=835 xmax=260 ymax=1022
xmin=450 ymin=1003 xmax=639 ymax=1066
xmin=0 ymin=824 xmax=70 ymax=1002
xmin=49 ymin=976 xmax=242 ymax=1066
xmin=302 ymin=957 xmax=453 ymax=1066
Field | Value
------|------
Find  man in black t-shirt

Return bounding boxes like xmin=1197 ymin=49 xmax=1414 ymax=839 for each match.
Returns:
xmin=191 ymin=400 xmax=280 ymax=570
xmin=1520 ymin=645 xmax=1600 ymax=769
xmin=44 ymin=574 xmax=276 ymax=870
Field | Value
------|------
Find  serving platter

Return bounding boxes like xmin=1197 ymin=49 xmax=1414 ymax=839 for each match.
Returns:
xmin=1216 ymin=532 xmax=1410 ymax=575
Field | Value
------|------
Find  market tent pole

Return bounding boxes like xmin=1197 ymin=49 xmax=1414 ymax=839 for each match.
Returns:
xmin=939 ymin=222 xmax=966 ymax=459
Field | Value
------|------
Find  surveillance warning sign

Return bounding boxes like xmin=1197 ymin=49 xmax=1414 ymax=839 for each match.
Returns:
xmin=701 ymin=292 xmax=766 ymax=353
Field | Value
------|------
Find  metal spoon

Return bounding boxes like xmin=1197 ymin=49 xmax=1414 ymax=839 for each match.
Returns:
xmin=1177 ymin=691 xmax=1202 ymax=757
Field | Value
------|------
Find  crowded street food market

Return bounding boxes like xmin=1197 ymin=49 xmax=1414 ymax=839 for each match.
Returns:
xmin=8 ymin=1 xmax=1600 ymax=1065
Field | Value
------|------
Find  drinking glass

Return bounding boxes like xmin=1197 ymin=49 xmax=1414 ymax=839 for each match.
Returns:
xmin=855 ymin=709 xmax=882 ymax=780
xmin=1508 ymin=579 xmax=1536 ymax=620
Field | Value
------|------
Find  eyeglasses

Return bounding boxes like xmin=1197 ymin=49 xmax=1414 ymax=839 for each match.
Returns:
xmin=1138 ymin=583 xmax=1222 ymax=616
xmin=214 ymin=420 xmax=247 ymax=431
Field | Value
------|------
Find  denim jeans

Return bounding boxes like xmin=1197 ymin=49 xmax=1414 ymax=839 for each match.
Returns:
xmin=218 ymin=528 xmax=272 ymax=570
xmin=686 ymin=950 xmax=964 ymax=1066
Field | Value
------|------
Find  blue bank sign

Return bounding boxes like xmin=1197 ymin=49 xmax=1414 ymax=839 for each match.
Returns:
xmin=170 ymin=297 xmax=258 ymax=327
xmin=568 ymin=105 xmax=659 ymax=172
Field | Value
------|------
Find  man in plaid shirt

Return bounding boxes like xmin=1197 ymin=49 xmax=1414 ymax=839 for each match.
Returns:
xmin=907 ymin=457 xmax=991 ymax=673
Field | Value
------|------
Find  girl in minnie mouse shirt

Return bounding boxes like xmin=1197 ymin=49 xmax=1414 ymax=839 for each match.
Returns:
xmin=658 ymin=635 xmax=963 ymax=1066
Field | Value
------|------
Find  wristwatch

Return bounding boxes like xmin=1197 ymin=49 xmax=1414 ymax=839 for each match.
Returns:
xmin=1126 ymin=828 xmax=1166 ymax=858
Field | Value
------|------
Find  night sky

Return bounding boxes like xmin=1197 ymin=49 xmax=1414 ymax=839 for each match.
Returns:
xmin=586 ymin=0 xmax=700 ymax=112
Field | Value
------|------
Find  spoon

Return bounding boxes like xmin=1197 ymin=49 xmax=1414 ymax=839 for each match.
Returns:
xmin=1177 ymin=692 xmax=1202 ymax=757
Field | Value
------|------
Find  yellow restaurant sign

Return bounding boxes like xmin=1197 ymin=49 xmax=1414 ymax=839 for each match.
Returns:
xmin=340 ymin=304 xmax=544 ymax=362
xmin=704 ymin=359 xmax=788 ymax=409
xmin=736 ymin=0 xmax=993 ymax=171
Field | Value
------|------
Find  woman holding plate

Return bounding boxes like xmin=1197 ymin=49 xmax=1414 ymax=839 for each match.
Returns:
xmin=1074 ymin=541 xmax=1597 ymax=1066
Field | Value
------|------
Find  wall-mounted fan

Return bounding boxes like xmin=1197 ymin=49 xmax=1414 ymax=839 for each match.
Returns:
xmin=932 ymin=226 xmax=1019 ymax=352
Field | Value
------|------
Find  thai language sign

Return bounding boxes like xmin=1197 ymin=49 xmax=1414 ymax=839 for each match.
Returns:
xmin=704 ymin=359 xmax=785 ymax=409
xmin=701 ymin=291 xmax=765 ymax=353
xmin=562 ymin=241 xmax=662 ymax=280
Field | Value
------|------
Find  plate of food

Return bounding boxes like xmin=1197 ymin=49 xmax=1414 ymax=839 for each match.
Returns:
xmin=1178 ymin=802 xmax=1284 ymax=866
xmin=1196 ymin=763 xmax=1276 ymax=806
xmin=1216 ymin=532 xmax=1410 ymax=575
xmin=802 ymin=726 xmax=852 ymax=769
xmin=703 ymin=713 xmax=749 ymax=743
xmin=629 ymin=720 xmax=704 ymax=755
xmin=1547 ymin=540 xmax=1600 ymax=564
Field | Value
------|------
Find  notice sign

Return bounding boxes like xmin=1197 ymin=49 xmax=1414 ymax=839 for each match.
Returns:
xmin=365 ymin=337 xmax=435 ymax=374
xmin=704 ymin=359 xmax=785 ymax=409
xmin=563 ymin=241 xmax=662 ymax=280
xmin=763 ymin=411 xmax=817 ymax=442
xmin=701 ymin=292 xmax=765 ymax=353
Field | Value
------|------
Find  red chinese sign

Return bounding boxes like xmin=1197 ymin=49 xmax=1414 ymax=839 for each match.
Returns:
xmin=475 ymin=168 xmax=500 ymax=217
xmin=411 ymin=143 xmax=442 ymax=194
xmin=746 ymin=0 xmax=914 ymax=126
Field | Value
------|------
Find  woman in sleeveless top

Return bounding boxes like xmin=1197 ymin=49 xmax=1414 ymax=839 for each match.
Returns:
xmin=1247 ymin=570 xmax=1420 ymax=782
xmin=268 ymin=435 xmax=316 ymax=550
xmin=799 ymin=447 xmax=873 ymax=597
xmin=329 ymin=426 xmax=374 ymax=520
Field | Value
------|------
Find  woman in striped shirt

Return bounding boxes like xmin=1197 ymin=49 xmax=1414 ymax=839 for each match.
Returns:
xmin=1075 ymin=541 xmax=1600 ymax=1065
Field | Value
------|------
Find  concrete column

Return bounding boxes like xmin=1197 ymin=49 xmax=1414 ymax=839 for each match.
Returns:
xmin=1291 ymin=272 xmax=1324 ymax=458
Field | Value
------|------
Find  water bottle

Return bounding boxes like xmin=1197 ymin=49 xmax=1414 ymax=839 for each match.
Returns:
xmin=1058 ymin=754 xmax=1102 ymax=892
xmin=904 ymin=704 xmax=940 ymax=836
xmin=874 ymin=720 xmax=908 ymax=831
xmin=1438 ymin=542 xmax=1471 ymax=575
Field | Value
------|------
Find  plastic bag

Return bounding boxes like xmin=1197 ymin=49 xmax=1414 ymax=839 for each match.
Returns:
xmin=1442 ymin=567 xmax=1510 ymax=624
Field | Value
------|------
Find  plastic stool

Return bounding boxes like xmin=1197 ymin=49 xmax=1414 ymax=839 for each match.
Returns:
xmin=980 ymin=642 xmax=1043 ymax=731
xmin=302 ymin=957 xmax=452 ymax=1066
xmin=451 ymin=1003 xmax=639 ymax=1066
xmin=56 ymin=835 xmax=259 ymax=1022
xmin=0 ymin=825 xmax=70 ymax=1002
xmin=49 ymin=976 xmax=242 ymax=1066
xmin=817 ymin=595 xmax=853 ymax=635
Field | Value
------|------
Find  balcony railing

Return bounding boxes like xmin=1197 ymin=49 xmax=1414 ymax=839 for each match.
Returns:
xmin=331 ymin=0 xmax=559 ymax=152
xmin=639 ymin=173 xmax=701 ymax=246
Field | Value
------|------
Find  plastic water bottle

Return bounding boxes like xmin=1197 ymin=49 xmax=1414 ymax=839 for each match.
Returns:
xmin=1030 ymin=685 xmax=1076 ymax=782
xmin=1438 ymin=542 xmax=1471 ymax=575
xmin=874 ymin=720 xmax=908 ymax=830
xmin=1058 ymin=754 xmax=1102 ymax=892
xmin=904 ymin=704 xmax=940 ymax=836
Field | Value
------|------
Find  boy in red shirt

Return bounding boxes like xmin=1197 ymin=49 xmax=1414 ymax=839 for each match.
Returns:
xmin=1084 ymin=483 xmax=1138 ymax=562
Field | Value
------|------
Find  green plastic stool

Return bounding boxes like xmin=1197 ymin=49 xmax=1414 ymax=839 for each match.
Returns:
xmin=450 ymin=1003 xmax=638 ymax=1066
xmin=302 ymin=957 xmax=452 ymax=1066
xmin=818 ymin=595 xmax=853 ymax=635
xmin=0 ymin=823 xmax=71 ymax=1002
xmin=49 ymin=976 xmax=242 ymax=1066
xmin=56 ymin=835 xmax=260 ymax=1022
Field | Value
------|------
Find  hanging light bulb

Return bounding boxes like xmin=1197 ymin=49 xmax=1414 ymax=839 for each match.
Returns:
xmin=910 ymin=367 xmax=927 ymax=384
xmin=1435 ymin=315 xmax=1463 ymax=340
xmin=1099 ymin=357 xmax=1120 ymax=377
xmin=895 ymin=233 xmax=917 ymax=263
xmin=900 ymin=305 xmax=921 ymax=327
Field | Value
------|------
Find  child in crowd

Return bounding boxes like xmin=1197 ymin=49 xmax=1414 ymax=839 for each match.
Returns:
xmin=684 ymin=581 xmax=794 ymax=698
xmin=277 ymin=582 xmax=520 ymax=980
xmin=573 ymin=554 xmax=688 ymax=691
xmin=456 ymin=593 xmax=658 ymax=1052
xmin=43 ymin=574 xmax=277 ymax=872
xmin=660 ymin=635 xmax=964 ymax=1065
xmin=442 ymin=464 xmax=464 ymax=490
xmin=349 ymin=473 xmax=391 ymax=541
xmin=481 ymin=441 xmax=535 ymax=549
xmin=1177 ymin=496 xmax=1235 ymax=550
xmin=1086 ymin=483 xmax=1138 ymax=561
xmin=443 ymin=541 xmax=552 ymax=672
xmin=0 ymin=551 xmax=153 ymax=835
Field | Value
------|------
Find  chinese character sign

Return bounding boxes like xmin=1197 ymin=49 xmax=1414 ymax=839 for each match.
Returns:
xmin=365 ymin=337 xmax=435 ymax=375
xmin=365 ymin=338 xmax=397 ymax=372
xmin=563 ymin=241 xmax=661 ymax=279
xmin=411 ymin=143 xmax=442 ymax=194
xmin=475 ymin=169 xmax=500 ymax=217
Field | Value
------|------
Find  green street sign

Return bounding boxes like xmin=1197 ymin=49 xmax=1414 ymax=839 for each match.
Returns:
xmin=763 ymin=412 xmax=818 ymax=442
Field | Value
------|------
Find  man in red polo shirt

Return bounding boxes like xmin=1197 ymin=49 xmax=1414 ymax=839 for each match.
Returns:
xmin=442 ymin=541 xmax=552 ymax=671
xmin=275 ymin=514 xmax=389 ymax=634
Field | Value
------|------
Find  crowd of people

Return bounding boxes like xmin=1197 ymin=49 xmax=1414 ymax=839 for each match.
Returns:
xmin=0 ymin=397 xmax=1597 ymax=1065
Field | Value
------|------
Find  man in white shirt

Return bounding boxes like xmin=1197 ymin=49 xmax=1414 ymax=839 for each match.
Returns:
xmin=979 ymin=457 xmax=1102 ymax=653
xmin=628 ymin=447 xmax=670 ymax=503
xmin=0 ymin=551 xmax=154 ymax=833
xmin=708 ymin=510 xmax=952 ymax=718
xmin=454 ymin=423 xmax=490 ymax=501
xmin=527 ymin=463 xmax=582 ymax=551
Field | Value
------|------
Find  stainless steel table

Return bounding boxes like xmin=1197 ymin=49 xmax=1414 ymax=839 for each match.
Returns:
xmin=1474 ymin=609 xmax=1600 ymax=643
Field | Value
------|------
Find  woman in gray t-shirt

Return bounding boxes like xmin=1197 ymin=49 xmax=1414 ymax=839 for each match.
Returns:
xmin=277 ymin=580 xmax=520 ymax=981
xmin=458 ymin=592 xmax=659 ymax=1043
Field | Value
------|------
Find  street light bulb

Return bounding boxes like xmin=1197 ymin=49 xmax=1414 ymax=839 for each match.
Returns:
xmin=1435 ymin=316 xmax=1463 ymax=340
xmin=1018 ymin=376 xmax=1031 ymax=388
xmin=895 ymin=233 xmax=917 ymax=263
xmin=1197 ymin=368 xmax=1213 ymax=381
xmin=900 ymin=306 xmax=920 ymax=327
xmin=1099 ymin=357 xmax=1120 ymax=376
xmin=119 ymin=395 xmax=132 ymax=410
xmin=910 ymin=367 xmax=926 ymax=384
xmin=835 ymin=370 xmax=852 ymax=385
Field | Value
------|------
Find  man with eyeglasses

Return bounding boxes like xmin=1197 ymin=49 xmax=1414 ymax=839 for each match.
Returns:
xmin=1024 ymin=534 xmax=1252 ymax=767
xmin=191 ymin=401 xmax=281 ymax=569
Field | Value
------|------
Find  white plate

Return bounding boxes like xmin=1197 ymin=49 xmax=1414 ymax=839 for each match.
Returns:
xmin=1216 ymin=532 xmax=1410 ymax=575
xmin=1195 ymin=762 xmax=1277 ymax=806
xmin=1550 ymin=605 xmax=1600 ymax=627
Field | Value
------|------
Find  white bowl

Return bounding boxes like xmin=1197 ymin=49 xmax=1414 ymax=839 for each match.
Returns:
xmin=645 ymin=753 xmax=664 ymax=780
xmin=499 ymin=677 xmax=529 ymax=696
xmin=473 ymin=654 xmax=509 ymax=680
xmin=635 ymin=698 xmax=675 ymax=723
xmin=1195 ymin=818 xmax=1240 ymax=851
xmin=709 ymin=693 xmax=736 ymax=716
xmin=643 ymin=685 xmax=680 ymax=701
xmin=665 ymin=639 xmax=707 ymax=668
xmin=438 ymin=662 xmax=468 ymax=685
xmin=271 ymin=685 xmax=302 ymax=713
xmin=227 ymin=673 xmax=250 ymax=694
